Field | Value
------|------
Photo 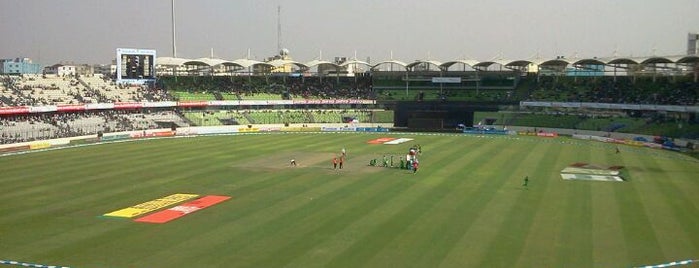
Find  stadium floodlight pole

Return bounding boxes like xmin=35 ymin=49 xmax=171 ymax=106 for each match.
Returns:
xmin=172 ymin=0 xmax=177 ymax=58
xmin=277 ymin=5 xmax=282 ymax=53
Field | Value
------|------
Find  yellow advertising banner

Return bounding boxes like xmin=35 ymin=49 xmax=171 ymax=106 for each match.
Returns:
xmin=103 ymin=193 xmax=198 ymax=218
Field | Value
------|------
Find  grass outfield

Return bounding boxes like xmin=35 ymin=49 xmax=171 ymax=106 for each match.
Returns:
xmin=1 ymin=133 xmax=698 ymax=268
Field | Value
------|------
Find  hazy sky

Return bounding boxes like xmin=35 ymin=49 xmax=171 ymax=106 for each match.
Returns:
xmin=1 ymin=0 xmax=697 ymax=65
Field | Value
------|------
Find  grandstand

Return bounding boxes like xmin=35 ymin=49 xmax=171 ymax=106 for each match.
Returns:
xmin=182 ymin=109 xmax=383 ymax=126
xmin=0 ymin=110 xmax=187 ymax=144
xmin=0 ymin=78 xmax=10 ymax=106
xmin=1 ymin=52 xmax=698 ymax=144
xmin=79 ymin=74 xmax=143 ymax=103
xmin=2 ymin=74 xmax=87 ymax=105
xmin=184 ymin=110 xmax=250 ymax=126
xmin=0 ymin=114 xmax=60 ymax=143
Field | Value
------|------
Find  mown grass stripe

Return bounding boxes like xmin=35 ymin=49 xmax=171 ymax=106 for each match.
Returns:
xmin=149 ymin=176 xmax=387 ymax=267
xmin=510 ymin=143 xmax=590 ymax=267
xmin=473 ymin=141 xmax=563 ymax=267
xmin=389 ymin=141 xmax=547 ymax=268
xmin=201 ymin=134 xmax=467 ymax=267
xmin=279 ymin=137 xmax=491 ymax=268
xmin=217 ymin=177 xmax=412 ymax=267
xmin=65 ymin=174 xmax=347 ymax=264
xmin=438 ymin=140 xmax=539 ymax=267
xmin=553 ymin=173 xmax=593 ymax=266
xmin=633 ymin=153 xmax=699 ymax=260
xmin=325 ymin=140 xmax=525 ymax=267
xmin=254 ymin=138 xmax=482 ymax=268
xmin=613 ymin=152 xmax=666 ymax=265
xmin=589 ymin=147 xmax=631 ymax=267
xmin=1 ymin=133 xmax=697 ymax=267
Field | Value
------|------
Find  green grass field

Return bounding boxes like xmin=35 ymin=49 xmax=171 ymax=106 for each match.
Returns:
xmin=1 ymin=133 xmax=698 ymax=268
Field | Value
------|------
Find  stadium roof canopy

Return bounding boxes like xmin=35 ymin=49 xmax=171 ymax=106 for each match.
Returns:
xmin=156 ymin=54 xmax=699 ymax=72
xmin=676 ymin=55 xmax=699 ymax=63
xmin=472 ymin=59 xmax=513 ymax=69
xmin=156 ymin=57 xmax=189 ymax=66
xmin=505 ymin=60 xmax=535 ymax=68
xmin=305 ymin=59 xmax=339 ymax=69
xmin=571 ymin=58 xmax=606 ymax=66
xmin=440 ymin=59 xmax=481 ymax=69
xmin=406 ymin=60 xmax=443 ymax=70
xmin=371 ymin=60 xmax=409 ymax=70
xmin=156 ymin=57 xmax=271 ymax=69
xmin=231 ymin=59 xmax=270 ymax=68
xmin=185 ymin=58 xmax=226 ymax=66
xmin=339 ymin=59 xmax=372 ymax=68
xmin=266 ymin=59 xmax=307 ymax=69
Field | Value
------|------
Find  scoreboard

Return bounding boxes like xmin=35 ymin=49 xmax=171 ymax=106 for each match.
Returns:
xmin=116 ymin=48 xmax=156 ymax=84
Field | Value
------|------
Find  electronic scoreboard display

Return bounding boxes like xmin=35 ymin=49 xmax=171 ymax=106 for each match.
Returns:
xmin=116 ymin=48 xmax=156 ymax=83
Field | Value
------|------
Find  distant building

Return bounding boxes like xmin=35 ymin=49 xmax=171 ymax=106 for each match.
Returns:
xmin=93 ymin=64 xmax=115 ymax=76
xmin=688 ymin=33 xmax=699 ymax=55
xmin=0 ymin=58 xmax=42 ymax=74
xmin=43 ymin=64 xmax=76 ymax=76
xmin=74 ymin=64 xmax=94 ymax=76
xmin=43 ymin=62 xmax=94 ymax=76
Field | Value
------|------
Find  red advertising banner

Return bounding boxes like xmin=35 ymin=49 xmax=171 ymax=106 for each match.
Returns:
xmin=0 ymin=106 xmax=30 ymax=115
xmin=113 ymin=102 xmax=143 ymax=109
xmin=177 ymin=101 xmax=208 ymax=108
xmin=130 ymin=131 xmax=175 ymax=138
xmin=56 ymin=104 xmax=86 ymax=112
xmin=152 ymin=131 xmax=175 ymax=137
xmin=536 ymin=132 xmax=558 ymax=137
xmin=292 ymin=99 xmax=374 ymax=105
xmin=134 ymin=195 xmax=231 ymax=224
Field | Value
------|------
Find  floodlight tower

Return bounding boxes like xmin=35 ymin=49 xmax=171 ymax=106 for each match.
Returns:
xmin=172 ymin=0 xmax=177 ymax=57
xmin=277 ymin=5 xmax=282 ymax=54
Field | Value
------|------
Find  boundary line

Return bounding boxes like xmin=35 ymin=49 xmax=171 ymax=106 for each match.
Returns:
xmin=0 ymin=259 xmax=70 ymax=268
xmin=635 ymin=259 xmax=697 ymax=268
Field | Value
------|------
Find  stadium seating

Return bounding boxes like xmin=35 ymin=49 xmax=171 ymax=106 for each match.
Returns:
xmin=1 ymin=115 xmax=61 ymax=143
xmin=184 ymin=110 xmax=250 ymax=126
xmin=1 ymin=71 xmax=697 ymax=144
xmin=4 ymin=74 xmax=86 ymax=105
xmin=171 ymin=91 xmax=217 ymax=101
xmin=80 ymin=74 xmax=142 ymax=102
xmin=523 ymin=76 xmax=698 ymax=105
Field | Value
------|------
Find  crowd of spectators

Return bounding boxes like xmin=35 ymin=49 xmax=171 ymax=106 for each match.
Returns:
xmin=157 ymin=76 xmax=374 ymax=101
xmin=2 ymin=73 xmax=698 ymax=144
xmin=4 ymin=73 xmax=699 ymax=106
xmin=285 ymin=77 xmax=374 ymax=99
xmin=524 ymin=76 xmax=698 ymax=105
xmin=0 ymin=109 xmax=186 ymax=144
xmin=1 ymin=114 xmax=58 ymax=144
xmin=0 ymin=74 xmax=174 ymax=107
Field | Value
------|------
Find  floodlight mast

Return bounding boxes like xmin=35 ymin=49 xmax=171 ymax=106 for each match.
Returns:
xmin=277 ymin=5 xmax=282 ymax=54
xmin=172 ymin=0 xmax=177 ymax=57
